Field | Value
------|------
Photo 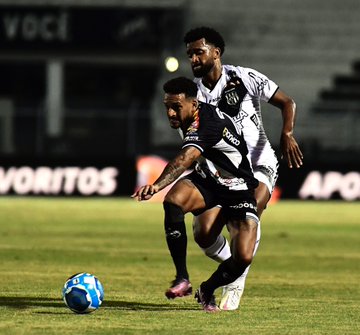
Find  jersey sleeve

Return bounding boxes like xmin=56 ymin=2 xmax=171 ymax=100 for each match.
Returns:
xmin=237 ymin=67 xmax=278 ymax=102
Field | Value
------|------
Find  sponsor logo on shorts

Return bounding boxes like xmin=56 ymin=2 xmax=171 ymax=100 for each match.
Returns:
xmin=229 ymin=201 xmax=257 ymax=210
xmin=213 ymin=173 xmax=248 ymax=190
xmin=256 ymin=165 xmax=275 ymax=179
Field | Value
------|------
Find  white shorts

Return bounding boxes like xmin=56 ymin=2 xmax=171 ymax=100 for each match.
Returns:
xmin=249 ymin=142 xmax=279 ymax=194
xmin=253 ymin=164 xmax=278 ymax=194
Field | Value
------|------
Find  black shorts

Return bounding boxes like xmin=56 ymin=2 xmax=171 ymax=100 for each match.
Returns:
xmin=183 ymin=171 xmax=258 ymax=220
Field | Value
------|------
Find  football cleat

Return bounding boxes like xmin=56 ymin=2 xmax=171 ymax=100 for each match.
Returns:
xmin=165 ymin=278 xmax=192 ymax=299
xmin=219 ymin=285 xmax=244 ymax=311
xmin=195 ymin=284 xmax=220 ymax=313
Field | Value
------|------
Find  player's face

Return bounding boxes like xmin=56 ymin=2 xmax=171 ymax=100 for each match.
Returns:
xmin=163 ymin=93 xmax=196 ymax=130
xmin=186 ymin=38 xmax=218 ymax=77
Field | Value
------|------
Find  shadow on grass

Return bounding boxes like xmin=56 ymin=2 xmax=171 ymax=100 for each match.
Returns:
xmin=103 ymin=299 xmax=199 ymax=311
xmin=0 ymin=296 xmax=198 ymax=312
xmin=0 ymin=296 xmax=63 ymax=309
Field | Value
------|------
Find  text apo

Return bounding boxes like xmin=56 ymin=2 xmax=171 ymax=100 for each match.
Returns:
xmin=299 ymin=171 xmax=360 ymax=201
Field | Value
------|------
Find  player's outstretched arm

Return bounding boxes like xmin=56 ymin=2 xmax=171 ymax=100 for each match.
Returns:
xmin=269 ymin=89 xmax=303 ymax=168
xmin=131 ymin=146 xmax=201 ymax=201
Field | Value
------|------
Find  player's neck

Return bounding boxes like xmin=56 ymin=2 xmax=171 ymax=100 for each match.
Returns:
xmin=202 ymin=63 xmax=222 ymax=90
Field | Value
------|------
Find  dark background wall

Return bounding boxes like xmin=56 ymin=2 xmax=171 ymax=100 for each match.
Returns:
xmin=0 ymin=0 xmax=359 ymax=198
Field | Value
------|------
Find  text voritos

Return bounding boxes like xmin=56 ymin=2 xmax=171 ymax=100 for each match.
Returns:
xmin=0 ymin=166 xmax=118 ymax=195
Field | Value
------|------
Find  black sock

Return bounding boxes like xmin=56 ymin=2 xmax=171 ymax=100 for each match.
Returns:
xmin=163 ymin=202 xmax=188 ymax=280
xmin=202 ymin=257 xmax=248 ymax=295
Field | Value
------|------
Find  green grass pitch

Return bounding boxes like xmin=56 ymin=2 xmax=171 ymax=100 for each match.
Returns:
xmin=0 ymin=197 xmax=359 ymax=334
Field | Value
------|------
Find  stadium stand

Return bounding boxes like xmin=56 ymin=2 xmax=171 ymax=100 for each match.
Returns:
xmin=0 ymin=0 xmax=359 ymax=162
xmin=153 ymin=0 xmax=360 ymax=161
xmin=314 ymin=60 xmax=360 ymax=112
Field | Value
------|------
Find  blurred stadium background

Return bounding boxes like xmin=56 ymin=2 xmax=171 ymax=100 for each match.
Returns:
xmin=0 ymin=0 xmax=359 ymax=201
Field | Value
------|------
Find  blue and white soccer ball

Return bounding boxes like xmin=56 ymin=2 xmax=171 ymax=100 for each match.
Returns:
xmin=62 ymin=272 xmax=104 ymax=314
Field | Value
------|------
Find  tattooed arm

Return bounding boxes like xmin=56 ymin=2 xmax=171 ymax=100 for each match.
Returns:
xmin=132 ymin=146 xmax=202 ymax=201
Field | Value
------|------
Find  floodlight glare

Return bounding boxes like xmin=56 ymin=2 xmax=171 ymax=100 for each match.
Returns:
xmin=165 ymin=57 xmax=179 ymax=72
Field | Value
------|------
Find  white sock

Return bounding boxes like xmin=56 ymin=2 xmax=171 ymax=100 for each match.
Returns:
xmin=201 ymin=234 xmax=231 ymax=263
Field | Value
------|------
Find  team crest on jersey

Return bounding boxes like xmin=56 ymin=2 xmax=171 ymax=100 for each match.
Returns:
xmin=224 ymin=87 xmax=239 ymax=106
xmin=218 ymin=73 xmax=247 ymax=118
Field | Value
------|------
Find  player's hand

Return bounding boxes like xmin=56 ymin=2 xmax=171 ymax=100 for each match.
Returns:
xmin=131 ymin=184 xmax=158 ymax=201
xmin=280 ymin=132 xmax=303 ymax=168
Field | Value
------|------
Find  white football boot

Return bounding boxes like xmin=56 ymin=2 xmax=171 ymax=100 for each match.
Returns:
xmin=219 ymin=285 xmax=244 ymax=311
xmin=219 ymin=272 xmax=246 ymax=311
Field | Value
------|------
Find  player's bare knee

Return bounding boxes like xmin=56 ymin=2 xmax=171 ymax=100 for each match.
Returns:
xmin=193 ymin=221 xmax=210 ymax=247
xmin=164 ymin=193 xmax=185 ymax=210
xmin=232 ymin=249 xmax=253 ymax=267
xmin=193 ymin=229 xmax=203 ymax=246
xmin=194 ymin=229 xmax=215 ymax=248
xmin=193 ymin=214 xmax=220 ymax=248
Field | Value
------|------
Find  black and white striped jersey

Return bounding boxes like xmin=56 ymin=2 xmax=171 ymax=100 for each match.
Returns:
xmin=182 ymin=102 xmax=259 ymax=191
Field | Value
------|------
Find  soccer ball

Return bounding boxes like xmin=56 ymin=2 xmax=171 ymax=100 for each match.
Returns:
xmin=62 ymin=272 xmax=104 ymax=314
